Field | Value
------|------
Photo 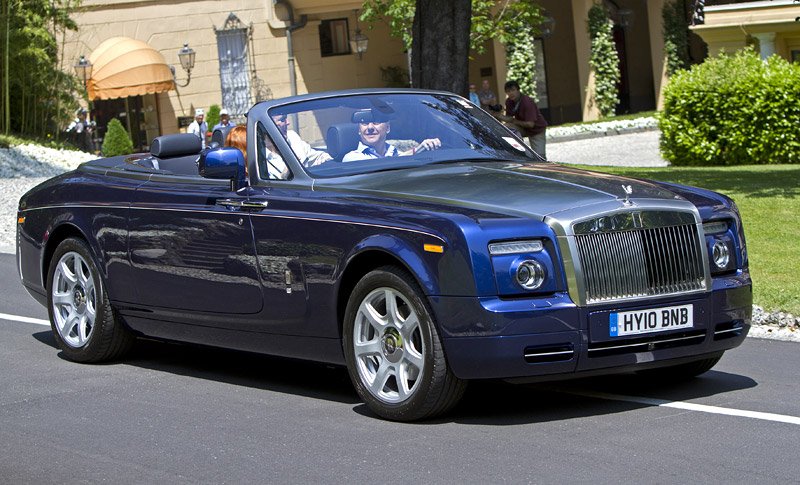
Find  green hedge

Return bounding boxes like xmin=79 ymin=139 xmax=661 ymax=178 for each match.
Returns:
xmin=102 ymin=119 xmax=134 ymax=157
xmin=660 ymin=49 xmax=800 ymax=166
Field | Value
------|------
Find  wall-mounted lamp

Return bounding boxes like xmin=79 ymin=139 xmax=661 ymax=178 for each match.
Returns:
xmin=175 ymin=43 xmax=196 ymax=87
xmin=350 ymin=11 xmax=369 ymax=59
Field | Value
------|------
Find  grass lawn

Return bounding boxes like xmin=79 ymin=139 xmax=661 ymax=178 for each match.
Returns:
xmin=575 ymin=164 xmax=800 ymax=315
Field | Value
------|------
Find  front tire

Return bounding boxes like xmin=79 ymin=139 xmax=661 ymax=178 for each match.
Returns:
xmin=343 ymin=266 xmax=466 ymax=421
xmin=46 ymin=238 xmax=133 ymax=362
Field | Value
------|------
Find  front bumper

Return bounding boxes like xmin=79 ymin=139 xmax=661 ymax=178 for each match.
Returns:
xmin=433 ymin=273 xmax=752 ymax=380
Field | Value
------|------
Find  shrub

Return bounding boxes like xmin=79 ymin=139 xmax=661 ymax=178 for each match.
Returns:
xmin=101 ymin=119 xmax=134 ymax=156
xmin=660 ymin=49 xmax=800 ymax=166
xmin=206 ymin=104 xmax=221 ymax=130
xmin=588 ymin=4 xmax=620 ymax=118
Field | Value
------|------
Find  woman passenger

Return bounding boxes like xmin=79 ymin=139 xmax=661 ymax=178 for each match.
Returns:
xmin=224 ymin=125 xmax=247 ymax=161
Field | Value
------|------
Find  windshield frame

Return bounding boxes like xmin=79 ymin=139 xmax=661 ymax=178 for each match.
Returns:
xmin=247 ymin=89 xmax=546 ymax=184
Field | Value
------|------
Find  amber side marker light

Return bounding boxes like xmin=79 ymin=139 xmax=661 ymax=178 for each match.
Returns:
xmin=424 ymin=244 xmax=444 ymax=253
xmin=17 ymin=216 xmax=25 ymax=224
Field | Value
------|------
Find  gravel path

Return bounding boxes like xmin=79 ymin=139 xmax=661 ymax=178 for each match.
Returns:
xmin=1 ymin=134 xmax=797 ymax=341
xmin=549 ymin=130 xmax=669 ymax=167
xmin=0 ymin=177 xmax=48 ymax=253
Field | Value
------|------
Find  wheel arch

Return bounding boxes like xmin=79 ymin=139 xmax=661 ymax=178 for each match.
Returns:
xmin=336 ymin=239 xmax=438 ymax=340
xmin=41 ymin=222 xmax=96 ymax=288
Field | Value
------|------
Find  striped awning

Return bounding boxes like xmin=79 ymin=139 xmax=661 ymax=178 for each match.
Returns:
xmin=88 ymin=37 xmax=175 ymax=100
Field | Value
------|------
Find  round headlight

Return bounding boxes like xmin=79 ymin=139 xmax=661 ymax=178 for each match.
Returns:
xmin=516 ymin=260 xmax=546 ymax=290
xmin=712 ymin=240 xmax=730 ymax=269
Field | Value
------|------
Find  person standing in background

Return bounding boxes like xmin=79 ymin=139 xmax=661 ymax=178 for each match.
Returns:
xmin=187 ymin=108 xmax=208 ymax=148
xmin=468 ymin=83 xmax=480 ymax=106
xmin=213 ymin=108 xmax=232 ymax=132
xmin=500 ymin=80 xmax=548 ymax=159
xmin=66 ymin=108 xmax=94 ymax=153
xmin=477 ymin=79 xmax=501 ymax=113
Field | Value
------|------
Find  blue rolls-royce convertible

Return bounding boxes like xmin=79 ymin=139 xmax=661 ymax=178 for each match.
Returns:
xmin=17 ymin=90 xmax=751 ymax=421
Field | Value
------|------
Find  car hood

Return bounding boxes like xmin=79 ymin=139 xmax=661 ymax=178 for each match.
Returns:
xmin=316 ymin=162 xmax=684 ymax=220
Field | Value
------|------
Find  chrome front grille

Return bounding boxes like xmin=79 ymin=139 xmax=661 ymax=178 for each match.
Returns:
xmin=575 ymin=222 xmax=706 ymax=303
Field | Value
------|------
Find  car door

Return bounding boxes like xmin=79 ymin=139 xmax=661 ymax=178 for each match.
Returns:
xmin=127 ymin=173 xmax=263 ymax=315
xmin=244 ymin=121 xmax=342 ymax=337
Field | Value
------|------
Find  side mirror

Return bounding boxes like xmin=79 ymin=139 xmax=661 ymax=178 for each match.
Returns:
xmin=199 ymin=147 xmax=247 ymax=190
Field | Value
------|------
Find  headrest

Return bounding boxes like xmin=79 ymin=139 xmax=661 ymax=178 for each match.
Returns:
xmin=150 ymin=133 xmax=202 ymax=158
xmin=326 ymin=123 xmax=359 ymax=161
xmin=211 ymin=126 xmax=232 ymax=147
xmin=351 ymin=108 xmax=394 ymax=124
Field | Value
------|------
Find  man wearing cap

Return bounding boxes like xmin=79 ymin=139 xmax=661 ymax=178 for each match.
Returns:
xmin=213 ymin=109 xmax=232 ymax=132
xmin=343 ymin=110 xmax=441 ymax=162
xmin=187 ymin=108 xmax=208 ymax=148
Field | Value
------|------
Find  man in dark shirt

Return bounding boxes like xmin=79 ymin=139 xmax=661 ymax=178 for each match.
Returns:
xmin=500 ymin=80 xmax=548 ymax=159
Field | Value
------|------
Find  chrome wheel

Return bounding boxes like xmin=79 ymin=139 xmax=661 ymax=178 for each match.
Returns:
xmin=51 ymin=251 xmax=97 ymax=348
xmin=353 ymin=287 xmax=425 ymax=404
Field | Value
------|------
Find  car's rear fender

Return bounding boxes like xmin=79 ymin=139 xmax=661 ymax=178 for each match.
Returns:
xmin=37 ymin=209 xmax=131 ymax=304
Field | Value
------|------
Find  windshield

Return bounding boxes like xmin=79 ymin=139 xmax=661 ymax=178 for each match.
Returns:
xmin=266 ymin=93 xmax=540 ymax=178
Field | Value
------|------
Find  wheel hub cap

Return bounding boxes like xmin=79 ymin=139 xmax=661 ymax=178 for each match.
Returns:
xmin=382 ymin=328 xmax=403 ymax=363
xmin=73 ymin=287 xmax=86 ymax=308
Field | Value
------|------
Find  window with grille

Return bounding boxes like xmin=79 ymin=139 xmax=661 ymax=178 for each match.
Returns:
xmin=215 ymin=17 xmax=252 ymax=116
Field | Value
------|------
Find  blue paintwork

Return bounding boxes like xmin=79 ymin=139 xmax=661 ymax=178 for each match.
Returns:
xmin=16 ymin=89 xmax=752 ymax=381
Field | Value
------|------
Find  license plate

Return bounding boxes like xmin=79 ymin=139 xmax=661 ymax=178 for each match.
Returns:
xmin=609 ymin=304 xmax=693 ymax=337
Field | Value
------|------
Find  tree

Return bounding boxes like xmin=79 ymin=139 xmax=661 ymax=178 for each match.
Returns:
xmin=0 ymin=0 xmax=82 ymax=137
xmin=361 ymin=0 xmax=542 ymax=94
xmin=102 ymin=118 xmax=134 ymax=156
xmin=410 ymin=0 xmax=471 ymax=93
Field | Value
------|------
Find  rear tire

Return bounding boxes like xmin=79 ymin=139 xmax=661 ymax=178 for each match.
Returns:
xmin=343 ymin=266 xmax=466 ymax=421
xmin=46 ymin=238 xmax=134 ymax=363
xmin=637 ymin=354 xmax=722 ymax=381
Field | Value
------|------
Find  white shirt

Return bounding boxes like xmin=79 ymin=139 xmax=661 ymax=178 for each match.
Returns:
xmin=286 ymin=130 xmax=331 ymax=167
xmin=342 ymin=142 xmax=400 ymax=162
xmin=263 ymin=150 xmax=290 ymax=180
xmin=187 ymin=120 xmax=208 ymax=148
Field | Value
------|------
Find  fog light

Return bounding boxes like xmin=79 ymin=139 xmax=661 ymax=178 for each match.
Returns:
xmin=516 ymin=260 xmax=546 ymax=290
xmin=712 ymin=240 xmax=730 ymax=269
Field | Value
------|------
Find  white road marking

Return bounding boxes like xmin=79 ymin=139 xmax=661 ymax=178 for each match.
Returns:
xmin=0 ymin=312 xmax=49 ymax=326
xmin=561 ymin=389 xmax=800 ymax=426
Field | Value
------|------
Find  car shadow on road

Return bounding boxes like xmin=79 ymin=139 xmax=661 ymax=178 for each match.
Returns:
xmin=433 ymin=371 xmax=758 ymax=426
xmin=32 ymin=331 xmax=360 ymax=405
xmin=32 ymin=331 xmax=758 ymax=424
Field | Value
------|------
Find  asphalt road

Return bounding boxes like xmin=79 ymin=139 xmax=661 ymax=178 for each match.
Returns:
xmin=1 ymin=252 xmax=798 ymax=483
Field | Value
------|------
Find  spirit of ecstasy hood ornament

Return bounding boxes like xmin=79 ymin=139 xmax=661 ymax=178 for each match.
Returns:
xmin=621 ymin=184 xmax=634 ymax=206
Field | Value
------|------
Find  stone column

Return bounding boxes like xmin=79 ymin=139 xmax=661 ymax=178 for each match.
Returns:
xmin=752 ymin=32 xmax=777 ymax=59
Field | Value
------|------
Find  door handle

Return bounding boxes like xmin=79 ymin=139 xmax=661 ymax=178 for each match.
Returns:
xmin=216 ymin=199 xmax=269 ymax=211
